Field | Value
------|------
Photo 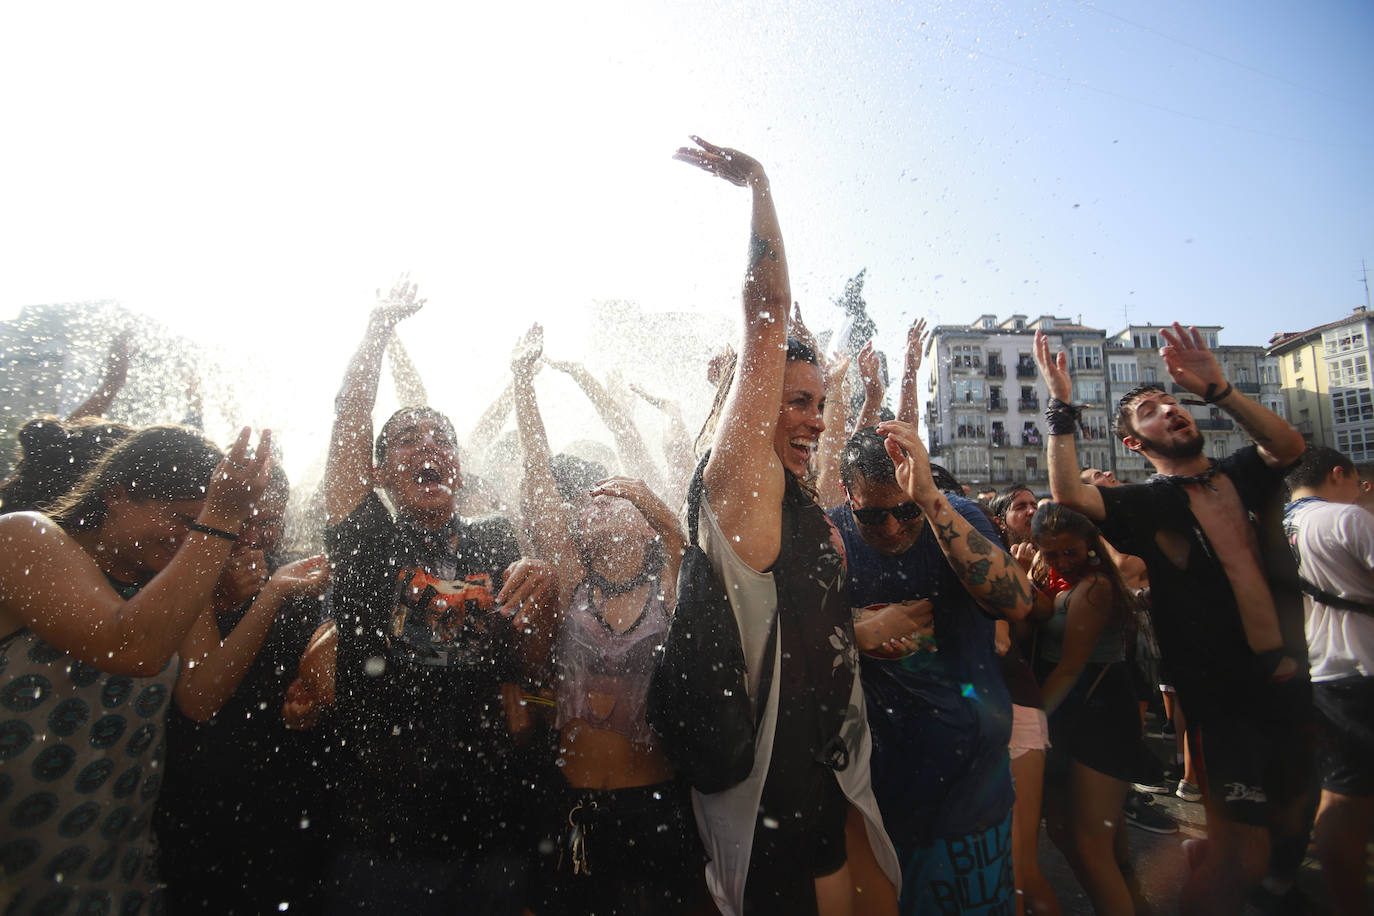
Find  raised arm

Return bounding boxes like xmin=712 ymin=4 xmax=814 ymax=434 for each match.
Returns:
xmin=815 ymin=353 xmax=851 ymax=510
xmin=69 ymin=329 xmax=133 ymax=420
xmin=628 ymin=383 xmax=695 ymax=507
xmin=895 ymin=317 xmax=928 ymax=426
xmin=0 ymin=430 xmax=272 ymax=675
xmin=677 ymin=137 xmax=790 ymax=571
xmin=386 ymin=335 xmax=429 ymax=409
xmin=1159 ymin=322 xmax=1305 ymax=467
xmin=878 ymin=420 xmax=1034 ymax=621
xmin=1034 ymin=331 xmax=1106 ymax=520
xmin=544 ymin=358 xmax=663 ymax=494
xmin=173 ymin=555 xmax=330 ymax=721
xmin=589 ymin=476 xmax=687 ymax=608
xmin=509 ymin=324 xmax=583 ymax=601
xmin=854 ymin=342 xmax=886 ymax=431
xmin=324 ymin=279 xmax=425 ymax=524
xmin=468 ymin=380 xmax=514 ymax=457
xmin=1038 ymin=575 xmax=1117 ymax=715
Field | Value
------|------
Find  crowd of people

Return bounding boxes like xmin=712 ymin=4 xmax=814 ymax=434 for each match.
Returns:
xmin=1 ymin=138 xmax=1371 ymax=916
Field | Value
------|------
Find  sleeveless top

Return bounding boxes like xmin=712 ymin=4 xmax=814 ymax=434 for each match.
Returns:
xmin=0 ymin=626 xmax=178 ymax=916
xmin=555 ymin=575 xmax=669 ymax=747
xmin=1038 ymin=576 xmax=1128 ymax=665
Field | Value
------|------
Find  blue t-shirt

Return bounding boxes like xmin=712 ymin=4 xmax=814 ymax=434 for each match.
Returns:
xmin=828 ymin=494 xmax=1013 ymax=847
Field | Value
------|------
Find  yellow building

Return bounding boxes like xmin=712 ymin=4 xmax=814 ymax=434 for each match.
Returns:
xmin=1268 ymin=307 xmax=1374 ymax=461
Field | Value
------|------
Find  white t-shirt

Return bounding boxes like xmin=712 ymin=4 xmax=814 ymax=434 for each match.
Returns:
xmin=1285 ymin=498 xmax=1374 ymax=681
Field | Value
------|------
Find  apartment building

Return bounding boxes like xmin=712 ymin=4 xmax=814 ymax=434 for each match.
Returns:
xmin=1269 ymin=307 xmax=1374 ymax=462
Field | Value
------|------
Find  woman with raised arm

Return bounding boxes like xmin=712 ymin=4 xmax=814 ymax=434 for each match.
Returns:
xmin=507 ymin=324 xmax=708 ymax=916
xmin=0 ymin=424 xmax=295 ymax=915
xmin=675 ymin=136 xmax=898 ymax=916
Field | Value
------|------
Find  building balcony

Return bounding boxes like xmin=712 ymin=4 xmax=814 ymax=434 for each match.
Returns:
xmin=985 ymin=363 xmax=1005 ymax=379
xmin=1195 ymin=417 xmax=1234 ymax=431
xmin=1018 ymin=397 xmax=1040 ymax=412
xmin=987 ymin=398 xmax=1007 ymax=412
xmin=956 ymin=426 xmax=987 ymax=440
xmin=1016 ymin=364 xmax=1037 ymax=379
xmin=1021 ymin=433 xmax=1043 ymax=447
xmin=990 ymin=432 xmax=1008 ymax=447
xmin=1235 ymin=381 xmax=1260 ymax=395
xmin=1297 ymin=420 xmax=1313 ymax=436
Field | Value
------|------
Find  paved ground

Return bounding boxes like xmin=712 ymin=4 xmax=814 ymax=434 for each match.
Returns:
xmin=1034 ymin=720 xmax=1372 ymax=915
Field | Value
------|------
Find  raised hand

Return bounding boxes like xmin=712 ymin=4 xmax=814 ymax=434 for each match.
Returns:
xmin=496 ymin=557 xmax=558 ymax=631
xmin=373 ymin=274 xmax=426 ymax=327
xmin=857 ymin=342 xmax=884 ymax=400
xmin=629 ymin=383 xmax=680 ymax=419
xmin=1159 ymin=322 xmax=1227 ymax=399
xmin=204 ymin=428 xmax=274 ymax=527
xmin=673 ymin=136 xmax=766 ymax=188
xmin=510 ymin=323 xmax=544 ymax=379
xmin=215 ymin=548 xmax=270 ymax=608
xmin=1032 ymin=330 xmax=1072 ymax=402
xmin=904 ymin=317 xmax=929 ymax=374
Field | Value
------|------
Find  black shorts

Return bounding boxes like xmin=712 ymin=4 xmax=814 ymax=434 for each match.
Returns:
xmin=1313 ymin=675 xmax=1374 ymax=797
xmin=1037 ymin=660 xmax=1146 ymax=784
xmin=1189 ymin=677 xmax=1315 ymax=827
xmin=529 ymin=779 xmax=706 ymax=916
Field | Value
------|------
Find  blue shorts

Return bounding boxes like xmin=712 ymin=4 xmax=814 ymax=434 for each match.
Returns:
xmin=897 ymin=809 xmax=1015 ymax=916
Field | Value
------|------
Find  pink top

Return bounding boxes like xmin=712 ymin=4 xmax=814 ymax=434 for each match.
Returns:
xmin=554 ymin=576 xmax=669 ymax=747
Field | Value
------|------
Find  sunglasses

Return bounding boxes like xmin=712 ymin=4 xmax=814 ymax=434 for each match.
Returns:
xmin=852 ymin=502 xmax=923 ymax=526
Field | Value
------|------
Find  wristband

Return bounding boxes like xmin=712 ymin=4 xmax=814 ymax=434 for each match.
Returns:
xmin=1044 ymin=398 xmax=1082 ymax=436
xmin=1203 ymin=382 xmax=1233 ymax=404
xmin=187 ymin=521 xmax=240 ymax=542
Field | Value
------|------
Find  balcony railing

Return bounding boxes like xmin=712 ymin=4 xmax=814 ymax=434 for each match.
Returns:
xmin=1235 ymin=381 xmax=1260 ymax=395
xmin=1018 ymin=397 xmax=1040 ymax=412
xmin=1195 ymin=418 xmax=1234 ymax=431
xmin=1021 ymin=432 xmax=1044 ymax=447
xmin=1016 ymin=364 xmax=1037 ymax=378
xmin=956 ymin=426 xmax=986 ymax=440
xmin=987 ymin=398 xmax=1007 ymax=412
xmin=990 ymin=432 xmax=1008 ymax=447
xmin=985 ymin=363 xmax=1005 ymax=379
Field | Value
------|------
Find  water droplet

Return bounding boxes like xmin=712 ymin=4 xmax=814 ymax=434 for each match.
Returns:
xmin=762 ymin=816 xmax=779 ymax=830
xmin=364 ymin=656 xmax=385 ymax=677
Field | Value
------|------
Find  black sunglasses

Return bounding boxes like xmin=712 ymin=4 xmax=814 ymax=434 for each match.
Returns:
xmin=852 ymin=502 xmax=923 ymax=526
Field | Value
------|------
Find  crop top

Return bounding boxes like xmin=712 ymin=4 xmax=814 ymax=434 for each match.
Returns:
xmin=555 ymin=575 xmax=670 ymax=747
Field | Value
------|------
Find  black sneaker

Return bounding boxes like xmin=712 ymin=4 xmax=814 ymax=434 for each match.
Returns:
xmin=1123 ymin=791 xmax=1179 ymax=835
xmin=1161 ymin=719 xmax=1176 ymax=736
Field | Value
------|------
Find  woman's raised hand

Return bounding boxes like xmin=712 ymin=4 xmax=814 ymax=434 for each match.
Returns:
xmin=511 ymin=323 xmax=544 ymax=378
xmin=373 ymin=274 xmax=426 ymax=327
xmin=204 ymin=428 xmax=274 ymax=527
xmin=673 ymin=136 xmax=765 ymax=188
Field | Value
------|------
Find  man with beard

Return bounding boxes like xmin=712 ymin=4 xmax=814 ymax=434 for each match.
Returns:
xmin=289 ymin=279 xmax=558 ymax=915
xmin=1033 ymin=323 xmax=1311 ymax=916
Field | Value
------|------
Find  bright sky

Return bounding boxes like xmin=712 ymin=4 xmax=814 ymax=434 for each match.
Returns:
xmin=3 ymin=0 xmax=1371 ymax=477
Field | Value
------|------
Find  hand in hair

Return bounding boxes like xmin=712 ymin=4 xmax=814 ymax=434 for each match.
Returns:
xmin=876 ymin=420 xmax=939 ymax=507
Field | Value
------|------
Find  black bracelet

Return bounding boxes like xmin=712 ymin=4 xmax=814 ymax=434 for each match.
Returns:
xmin=187 ymin=521 xmax=240 ymax=542
xmin=1044 ymin=398 xmax=1082 ymax=436
xmin=1203 ymin=382 xmax=1234 ymax=404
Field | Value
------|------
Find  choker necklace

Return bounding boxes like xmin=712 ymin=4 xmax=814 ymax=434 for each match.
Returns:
xmin=1147 ymin=459 xmax=1221 ymax=491
xmin=580 ymin=539 xmax=665 ymax=597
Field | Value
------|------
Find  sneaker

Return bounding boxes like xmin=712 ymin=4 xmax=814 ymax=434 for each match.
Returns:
xmin=1161 ymin=719 xmax=1176 ymax=736
xmin=1176 ymin=781 xmax=1203 ymax=802
xmin=1132 ymin=777 xmax=1172 ymax=795
xmin=1123 ymin=791 xmax=1179 ymax=834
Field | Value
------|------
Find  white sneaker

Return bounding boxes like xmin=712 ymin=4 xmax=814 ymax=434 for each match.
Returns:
xmin=1176 ymin=780 xmax=1203 ymax=802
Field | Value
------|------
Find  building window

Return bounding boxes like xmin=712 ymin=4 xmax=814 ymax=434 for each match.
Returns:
xmin=1109 ymin=360 xmax=1138 ymax=384
xmin=1073 ymin=380 xmax=1105 ymax=405
xmin=1332 ymin=389 xmax=1374 ymax=425
xmin=1328 ymin=356 xmax=1370 ymax=388
xmin=1335 ymin=428 xmax=1374 ymax=462
xmin=1293 ymin=352 xmax=1303 ymax=372
xmin=1072 ymin=345 xmax=1102 ymax=370
xmin=1296 ymin=379 xmax=1305 ymax=401
xmin=955 ymin=379 xmax=984 ymax=403
xmin=1324 ymin=328 xmax=1368 ymax=354
xmin=951 ymin=345 xmax=982 ymax=368
xmin=1142 ymin=366 xmax=1157 ymax=383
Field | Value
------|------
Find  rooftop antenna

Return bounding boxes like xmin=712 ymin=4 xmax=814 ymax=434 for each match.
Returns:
xmin=1362 ymin=260 xmax=1372 ymax=311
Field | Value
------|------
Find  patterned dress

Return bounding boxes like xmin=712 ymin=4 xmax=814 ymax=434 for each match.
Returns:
xmin=0 ymin=627 xmax=176 ymax=916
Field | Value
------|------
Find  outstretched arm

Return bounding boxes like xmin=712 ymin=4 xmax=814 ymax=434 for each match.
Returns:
xmin=386 ymin=335 xmax=429 ymax=409
xmin=468 ymin=380 xmax=515 ymax=457
xmin=815 ymin=353 xmax=851 ymax=510
xmin=590 ymin=476 xmax=686 ymax=609
xmin=545 ymin=359 xmax=663 ymax=494
xmin=1034 ymin=331 xmax=1106 ymax=521
xmin=895 ymin=318 xmax=928 ymax=427
xmin=677 ymin=136 xmax=791 ymax=571
xmin=878 ymin=420 xmax=1034 ymax=620
xmin=1159 ymin=322 xmax=1304 ymax=468
xmin=69 ymin=330 xmax=133 ymax=420
xmin=174 ymin=556 xmax=330 ymax=721
xmin=629 ymin=383 xmax=695 ymax=507
xmin=324 ymin=278 xmax=425 ymax=524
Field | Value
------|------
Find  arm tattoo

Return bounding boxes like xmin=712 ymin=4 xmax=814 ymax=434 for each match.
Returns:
xmin=934 ymin=519 xmax=960 ymax=549
xmin=1218 ymin=399 xmax=1273 ymax=445
xmin=748 ymin=229 xmax=778 ymax=270
xmin=965 ymin=557 xmax=992 ymax=587
xmin=986 ymin=571 xmax=1032 ymax=612
xmin=967 ymin=532 xmax=995 ymax=556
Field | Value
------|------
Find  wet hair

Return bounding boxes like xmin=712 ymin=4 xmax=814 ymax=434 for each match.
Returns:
xmin=0 ymin=416 xmax=135 ymax=514
xmin=1113 ymin=383 xmax=1169 ymax=439
xmin=991 ymin=485 xmax=1034 ymax=523
xmin=1285 ymin=445 xmax=1351 ymax=492
xmin=46 ymin=425 xmax=223 ymax=532
xmin=374 ymin=407 xmax=458 ymax=465
xmin=1030 ymin=502 xmax=1134 ymax=623
xmin=695 ymin=336 xmax=817 ymax=457
xmin=930 ymin=464 xmax=964 ymax=495
xmin=551 ymin=454 xmax=608 ymax=508
xmin=840 ymin=427 xmax=895 ymax=489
